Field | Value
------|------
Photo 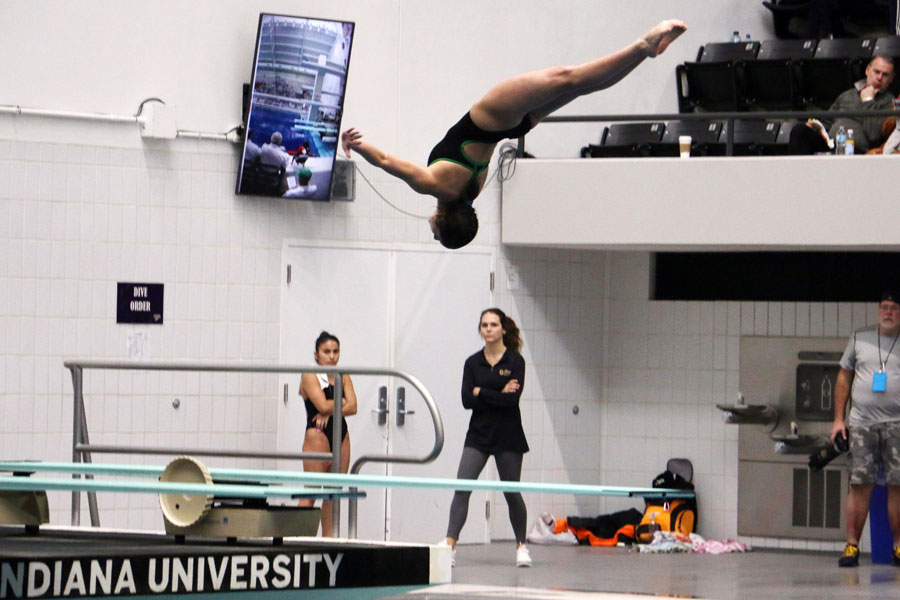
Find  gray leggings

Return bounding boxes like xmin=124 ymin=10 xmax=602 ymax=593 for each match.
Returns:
xmin=446 ymin=446 xmax=527 ymax=543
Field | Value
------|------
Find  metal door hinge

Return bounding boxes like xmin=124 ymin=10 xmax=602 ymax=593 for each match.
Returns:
xmin=490 ymin=271 xmax=494 ymax=291
xmin=286 ymin=265 xmax=292 ymax=285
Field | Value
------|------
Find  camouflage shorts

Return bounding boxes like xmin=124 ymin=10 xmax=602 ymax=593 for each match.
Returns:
xmin=848 ymin=422 xmax=900 ymax=485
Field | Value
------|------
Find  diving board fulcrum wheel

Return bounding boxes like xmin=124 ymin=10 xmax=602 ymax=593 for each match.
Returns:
xmin=159 ymin=456 xmax=213 ymax=528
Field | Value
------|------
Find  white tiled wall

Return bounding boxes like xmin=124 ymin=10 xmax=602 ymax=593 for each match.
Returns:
xmin=489 ymin=247 xmax=608 ymax=538
xmin=0 ymin=133 xmax=877 ymax=549
xmin=0 ymin=135 xmax=452 ymax=529
xmin=597 ymin=252 xmax=876 ymax=548
xmin=487 ymin=245 xmax=876 ymax=548
xmin=0 ymin=132 xmax=611 ymax=537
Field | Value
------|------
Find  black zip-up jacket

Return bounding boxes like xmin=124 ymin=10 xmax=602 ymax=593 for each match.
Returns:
xmin=460 ymin=348 xmax=529 ymax=453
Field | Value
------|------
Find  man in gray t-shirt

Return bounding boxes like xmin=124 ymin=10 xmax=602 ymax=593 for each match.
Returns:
xmin=831 ymin=291 xmax=900 ymax=567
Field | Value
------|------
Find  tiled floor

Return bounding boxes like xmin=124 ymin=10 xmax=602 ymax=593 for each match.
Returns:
xmin=391 ymin=541 xmax=900 ymax=600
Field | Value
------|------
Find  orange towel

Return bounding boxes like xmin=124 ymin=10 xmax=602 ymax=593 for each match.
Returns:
xmin=555 ymin=518 xmax=635 ymax=547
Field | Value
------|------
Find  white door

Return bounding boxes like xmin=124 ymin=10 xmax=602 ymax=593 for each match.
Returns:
xmin=387 ymin=250 xmax=491 ymax=544
xmin=277 ymin=246 xmax=392 ymax=540
xmin=278 ymin=243 xmax=491 ymax=543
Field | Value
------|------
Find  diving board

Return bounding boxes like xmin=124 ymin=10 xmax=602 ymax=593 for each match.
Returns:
xmin=0 ymin=461 xmax=694 ymax=499
xmin=0 ymin=475 xmax=365 ymax=500
xmin=0 ymin=460 xmax=457 ymax=598
xmin=0 ymin=458 xmax=371 ymax=541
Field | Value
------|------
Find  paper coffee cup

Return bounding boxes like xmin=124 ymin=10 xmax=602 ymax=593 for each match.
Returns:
xmin=678 ymin=135 xmax=692 ymax=158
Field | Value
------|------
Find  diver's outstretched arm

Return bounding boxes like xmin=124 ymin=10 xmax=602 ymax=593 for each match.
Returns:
xmin=342 ymin=128 xmax=438 ymax=195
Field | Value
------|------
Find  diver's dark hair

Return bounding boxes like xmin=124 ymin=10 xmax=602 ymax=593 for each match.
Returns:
xmin=315 ymin=331 xmax=340 ymax=352
xmin=436 ymin=202 xmax=478 ymax=250
xmin=480 ymin=308 xmax=522 ymax=353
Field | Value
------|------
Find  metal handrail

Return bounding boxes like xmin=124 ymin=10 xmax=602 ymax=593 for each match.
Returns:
xmin=542 ymin=108 xmax=900 ymax=122
xmin=527 ymin=108 xmax=900 ymax=156
xmin=63 ymin=359 xmax=445 ymax=537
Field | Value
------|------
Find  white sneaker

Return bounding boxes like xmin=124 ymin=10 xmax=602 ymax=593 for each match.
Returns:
xmin=437 ymin=539 xmax=456 ymax=567
xmin=516 ymin=544 xmax=532 ymax=568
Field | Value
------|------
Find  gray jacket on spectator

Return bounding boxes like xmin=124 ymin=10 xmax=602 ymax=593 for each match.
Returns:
xmin=825 ymin=80 xmax=895 ymax=153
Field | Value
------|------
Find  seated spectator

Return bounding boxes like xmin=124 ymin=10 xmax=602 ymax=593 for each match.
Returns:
xmin=243 ymin=129 xmax=261 ymax=162
xmin=789 ymin=55 xmax=895 ymax=154
xmin=260 ymin=131 xmax=292 ymax=167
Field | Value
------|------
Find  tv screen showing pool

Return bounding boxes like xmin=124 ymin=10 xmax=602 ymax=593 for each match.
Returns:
xmin=236 ymin=13 xmax=354 ymax=201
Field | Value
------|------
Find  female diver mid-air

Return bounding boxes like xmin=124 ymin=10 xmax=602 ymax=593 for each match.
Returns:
xmin=341 ymin=19 xmax=687 ymax=249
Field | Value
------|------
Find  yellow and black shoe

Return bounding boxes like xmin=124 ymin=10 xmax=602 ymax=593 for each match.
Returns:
xmin=838 ymin=543 xmax=859 ymax=567
xmin=892 ymin=545 xmax=900 ymax=567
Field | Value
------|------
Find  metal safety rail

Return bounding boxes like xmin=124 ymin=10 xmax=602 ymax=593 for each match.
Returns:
xmin=63 ymin=360 xmax=444 ymax=537
xmin=518 ymin=108 xmax=900 ymax=157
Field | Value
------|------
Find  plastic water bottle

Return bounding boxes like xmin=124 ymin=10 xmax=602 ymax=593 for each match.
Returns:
xmin=648 ymin=512 xmax=661 ymax=536
xmin=732 ymin=31 xmax=740 ymax=43
xmin=745 ymin=33 xmax=752 ymax=42
xmin=845 ymin=128 xmax=855 ymax=155
xmin=835 ymin=126 xmax=847 ymax=155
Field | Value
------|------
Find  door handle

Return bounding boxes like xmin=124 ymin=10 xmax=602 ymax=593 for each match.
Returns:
xmin=371 ymin=385 xmax=388 ymax=426
xmin=396 ymin=386 xmax=415 ymax=427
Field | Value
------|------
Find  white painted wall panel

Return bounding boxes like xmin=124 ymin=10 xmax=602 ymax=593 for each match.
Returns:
xmin=503 ymin=156 xmax=899 ymax=249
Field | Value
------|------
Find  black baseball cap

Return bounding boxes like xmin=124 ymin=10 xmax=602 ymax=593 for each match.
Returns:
xmin=880 ymin=290 xmax=900 ymax=304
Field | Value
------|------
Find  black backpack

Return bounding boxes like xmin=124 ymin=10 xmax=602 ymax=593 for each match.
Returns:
xmin=635 ymin=458 xmax=699 ymax=543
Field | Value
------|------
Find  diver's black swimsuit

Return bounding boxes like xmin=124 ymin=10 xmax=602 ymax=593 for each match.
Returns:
xmin=428 ymin=112 xmax=533 ymax=202
xmin=304 ymin=374 xmax=348 ymax=451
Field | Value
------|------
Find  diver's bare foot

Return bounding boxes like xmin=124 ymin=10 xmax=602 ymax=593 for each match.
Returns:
xmin=642 ymin=19 xmax=687 ymax=58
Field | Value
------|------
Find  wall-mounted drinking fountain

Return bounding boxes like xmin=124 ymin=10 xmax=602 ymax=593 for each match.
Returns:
xmin=771 ymin=432 xmax=830 ymax=455
xmin=736 ymin=337 xmax=848 ymax=541
xmin=717 ymin=392 xmax=779 ymax=430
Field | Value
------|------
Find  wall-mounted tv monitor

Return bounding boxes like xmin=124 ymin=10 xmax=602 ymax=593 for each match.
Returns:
xmin=236 ymin=13 xmax=354 ymax=201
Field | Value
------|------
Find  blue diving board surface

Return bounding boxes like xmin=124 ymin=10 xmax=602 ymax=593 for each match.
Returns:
xmin=0 ymin=461 xmax=694 ymax=499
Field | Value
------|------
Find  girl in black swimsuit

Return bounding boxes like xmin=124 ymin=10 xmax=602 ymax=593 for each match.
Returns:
xmin=340 ymin=19 xmax=687 ymax=249
xmin=298 ymin=331 xmax=358 ymax=537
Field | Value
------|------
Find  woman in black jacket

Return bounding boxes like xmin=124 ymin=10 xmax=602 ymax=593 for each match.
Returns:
xmin=442 ymin=308 xmax=531 ymax=567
